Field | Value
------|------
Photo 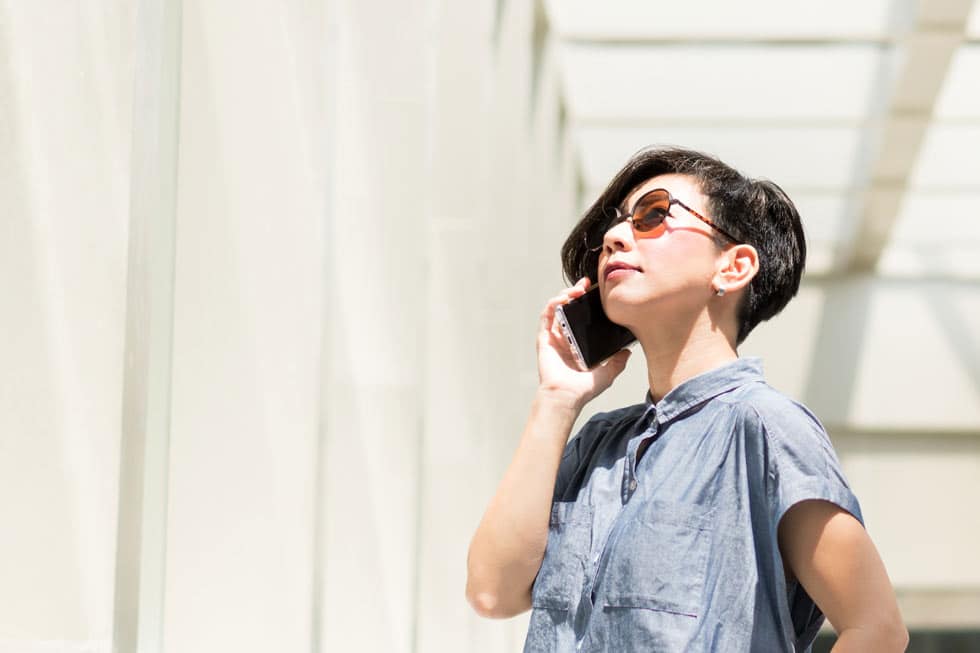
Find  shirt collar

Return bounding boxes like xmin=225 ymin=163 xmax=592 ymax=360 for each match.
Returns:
xmin=644 ymin=357 xmax=764 ymax=425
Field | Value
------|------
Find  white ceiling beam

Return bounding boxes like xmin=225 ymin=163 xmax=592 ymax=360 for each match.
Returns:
xmin=561 ymin=37 xmax=902 ymax=46
xmin=846 ymin=0 xmax=977 ymax=272
xmin=572 ymin=115 xmax=980 ymax=129
xmin=545 ymin=0 xmax=902 ymax=43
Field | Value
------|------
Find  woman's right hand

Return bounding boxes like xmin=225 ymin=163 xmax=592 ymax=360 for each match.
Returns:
xmin=536 ymin=277 xmax=632 ymax=409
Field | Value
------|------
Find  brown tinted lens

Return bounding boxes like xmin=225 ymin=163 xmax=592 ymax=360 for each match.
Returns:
xmin=632 ymin=190 xmax=670 ymax=232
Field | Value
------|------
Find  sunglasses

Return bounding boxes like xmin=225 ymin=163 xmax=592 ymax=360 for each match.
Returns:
xmin=586 ymin=188 xmax=740 ymax=252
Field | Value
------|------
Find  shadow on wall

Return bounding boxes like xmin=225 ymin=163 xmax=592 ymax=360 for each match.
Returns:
xmin=920 ymin=274 xmax=980 ymax=403
xmin=800 ymin=279 xmax=872 ymax=423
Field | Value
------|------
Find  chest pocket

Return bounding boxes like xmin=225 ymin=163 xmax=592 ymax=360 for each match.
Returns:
xmin=601 ymin=499 xmax=713 ymax=617
xmin=530 ymin=500 xmax=593 ymax=610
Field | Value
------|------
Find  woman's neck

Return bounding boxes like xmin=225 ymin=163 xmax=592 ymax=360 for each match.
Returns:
xmin=636 ymin=315 xmax=738 ymax=403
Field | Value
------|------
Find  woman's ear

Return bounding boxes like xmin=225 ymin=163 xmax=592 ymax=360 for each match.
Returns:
xmin=714 ymin=243 xmax=759 ymax=294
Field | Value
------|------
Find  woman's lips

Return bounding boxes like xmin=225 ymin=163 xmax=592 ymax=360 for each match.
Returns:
xmin=604 ymin=261 xmax=641 ymax=281
xmin=606 ymin=267 xmax=637 ymax=281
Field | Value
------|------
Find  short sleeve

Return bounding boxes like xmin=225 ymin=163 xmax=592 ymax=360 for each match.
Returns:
xmin=749 ymin=397 xmax=864 ymax=648
xmin=552 ymin=414 xmax=613 ymax=502
xmin=552 ymin=434 xmax=582 ymax=501
xmin=754 ymin=400 xmax=863 ymax=530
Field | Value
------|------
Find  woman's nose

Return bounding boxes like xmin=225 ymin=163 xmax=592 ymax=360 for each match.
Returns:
xmin=603 ymin=218 xmax=633 ymax=254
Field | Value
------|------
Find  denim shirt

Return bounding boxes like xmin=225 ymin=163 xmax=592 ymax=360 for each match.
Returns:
xmin=523 ymin=358 xmax=862 ymax=653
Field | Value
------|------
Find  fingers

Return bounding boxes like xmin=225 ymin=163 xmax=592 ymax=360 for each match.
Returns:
xmin=571 ymin=276 xmax=591 ymax=295
xmin=607 ymin=347 xmax=631 ymax=369
xmin=539 ymin=278 xmax=591 ymax=341
xmin=594 ymin=348 xmax=631 ymax=382
xmin=549 ymin=278 xmax=590 ymax=310
xmin=539 ymin=277 xmax=591 ymax=319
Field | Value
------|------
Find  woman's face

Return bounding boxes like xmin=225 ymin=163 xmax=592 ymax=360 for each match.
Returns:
xmin=597 ymin=173 xmax=728 ymax=328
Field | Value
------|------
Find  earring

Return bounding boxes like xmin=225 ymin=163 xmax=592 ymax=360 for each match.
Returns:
xmin=715 ymin=286 xmax=726 ymax=297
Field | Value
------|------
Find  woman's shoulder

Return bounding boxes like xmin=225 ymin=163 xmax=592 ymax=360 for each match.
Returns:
xmin=716 ymin=380 xmax=827 ymax=441
xmin=552 ymin=402 xmax=649 ymax=501
xmin=569 ymin=402 xmax=649 ymax=450
xmin=586 ymin=401 xmax=649 ymax=428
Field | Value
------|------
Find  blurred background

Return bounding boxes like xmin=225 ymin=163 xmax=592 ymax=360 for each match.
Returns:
xmin=1 ymin=0 xmax=979 ymax=651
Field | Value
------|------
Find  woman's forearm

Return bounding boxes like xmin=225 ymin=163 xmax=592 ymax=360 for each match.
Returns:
xmin=465 ymin=389 xmax=582 ymax=619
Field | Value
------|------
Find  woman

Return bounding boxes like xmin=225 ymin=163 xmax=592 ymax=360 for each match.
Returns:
xmin=466 ymin=147 xmax=907 ymax=651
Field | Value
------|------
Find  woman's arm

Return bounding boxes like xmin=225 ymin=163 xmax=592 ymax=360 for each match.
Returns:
xmin=465 ymin=389 xmax=583 ymax=618
xmin=465 ymin=278 xmax=630 ymax=619
xmin=778 ymin=499 xmax=909 ymax=652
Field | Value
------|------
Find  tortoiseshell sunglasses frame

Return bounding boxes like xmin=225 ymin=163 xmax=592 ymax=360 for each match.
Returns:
xmin=586 ymin=188 xmax=741 ymax=251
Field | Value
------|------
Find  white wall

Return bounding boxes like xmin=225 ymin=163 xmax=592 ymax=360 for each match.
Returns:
xmin=1 ymin=0 xmax=575 ymax=651
xmin=0 ymin=2 xmax=135 ymax=651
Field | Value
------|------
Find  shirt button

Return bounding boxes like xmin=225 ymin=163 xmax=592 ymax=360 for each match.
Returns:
xmin=629 ymin=479 xmax=638 ymax=491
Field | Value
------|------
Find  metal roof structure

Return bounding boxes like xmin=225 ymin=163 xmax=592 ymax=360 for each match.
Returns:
xmin=546 ymin=0 xmax=980 ymax=280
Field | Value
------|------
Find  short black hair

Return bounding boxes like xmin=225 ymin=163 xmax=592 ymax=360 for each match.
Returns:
xmin=561 ymin=146 xmax=806 ymax=344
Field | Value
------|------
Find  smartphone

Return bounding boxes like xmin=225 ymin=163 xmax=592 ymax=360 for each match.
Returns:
xmin=554 ymin=285 xmax=636 ymax=371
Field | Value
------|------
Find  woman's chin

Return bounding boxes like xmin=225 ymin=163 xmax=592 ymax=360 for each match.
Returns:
xmin=603 ymin=299 xmax=641 ymax=329
xmin=604 ymin=282 xmax=648 ymax=307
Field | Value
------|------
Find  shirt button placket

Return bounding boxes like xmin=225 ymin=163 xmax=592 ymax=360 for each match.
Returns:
xmin=623 ymin=407 xmax=655 ymax=503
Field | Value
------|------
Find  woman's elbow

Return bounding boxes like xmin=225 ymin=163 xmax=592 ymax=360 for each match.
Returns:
xmin=466 ymin=586 xmax=504 ymax=618
xmin=465 ymin=575 xmax=528 ymax=619
xmin=875 ymin=623 xmax=910 ymax=652
xmin=890 ymin=623 xmax=910 ymax=652
xmin=878 ymin=608 xmax=910 ymax=651
xmin=836 ymin=620 xmax=909 ymax=652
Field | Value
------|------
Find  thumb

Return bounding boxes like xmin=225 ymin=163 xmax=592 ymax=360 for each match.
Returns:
xmin=596 ymin=348 xmax=631 ymax=383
